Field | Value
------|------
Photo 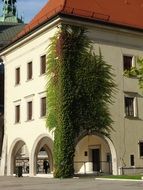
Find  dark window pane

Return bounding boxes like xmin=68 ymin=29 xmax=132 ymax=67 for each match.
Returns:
xmin=139 ymin=142 xmax=143 ymax=157
xmin=27 ymin=62 xmax=32 ymax=80
xmin=125 ymin=97 xmax=134 ymax=116
xmin=123 ymin=56 xmax=132 ymax=71
xmin=130 ymin=155 xmax=134 ymax=166
xmin=15 ymin=105 xmax=20 ymax=123
xmin=15 ymin=67 xmax=20 ymax=84
xmin=41 ymin=97 xmax=46 ymax=117
xmin=106 ymin=153 xmax=111 ymax=162
xmin=40 ymin=55 xmax=46 ymax=75
xmin=27 ymin=101 xmax=32 ymax=120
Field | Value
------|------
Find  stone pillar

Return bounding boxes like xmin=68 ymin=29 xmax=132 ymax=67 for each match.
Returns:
xmin=29 ymin=154 xmax=36 ymax=177
xmin=0 ymin=135 xmax=7 ymax=176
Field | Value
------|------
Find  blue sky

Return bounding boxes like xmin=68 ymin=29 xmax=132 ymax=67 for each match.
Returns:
xmin=0 ymin=0 xmax=48 ymax=23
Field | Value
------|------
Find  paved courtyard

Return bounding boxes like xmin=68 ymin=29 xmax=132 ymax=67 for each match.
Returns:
xmin=0 ymin=176 xmax=142 ymax=190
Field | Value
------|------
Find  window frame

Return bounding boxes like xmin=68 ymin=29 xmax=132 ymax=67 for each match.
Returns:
xmin=123 ymin=55 xmax=135 ymax=71
xmin=27 ymin=101 xmax=33 ymax=121
xmin=139 ymin=141 xmax=143 ymax=157
xmin=124 ymin=94 xmax=137 ymax=118
xmin=15 ymin=104 xmax=20 ymax=123
xmin=130 ymin=154 xmax=135 ymax=166
xmin=15 ymin=67 xmax=20 ymax=85
xmin=40 ymin=54 xmax=46 ymax=75
xmin=40 ymin=96 xmax=46 ymax=117
xmin=27 ymin=61 xmax=33 ymax=80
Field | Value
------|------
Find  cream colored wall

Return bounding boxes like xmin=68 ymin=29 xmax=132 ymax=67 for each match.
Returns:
xmin=70 ymin=22 xmax=143 ymax=172
xmin=87 ymin=25 xmax=143 ymax=169
xmin=4 ymin=26 xmax=58 ymax=170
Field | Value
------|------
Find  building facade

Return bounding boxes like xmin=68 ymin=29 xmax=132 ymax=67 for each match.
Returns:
xmin=1 ymin=0 xmax=143 ymax=176
xmin=0 ymin=0 xmax=24 ymax=167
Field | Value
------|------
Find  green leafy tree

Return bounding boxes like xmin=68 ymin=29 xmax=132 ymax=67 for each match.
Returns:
xmin=46 ymin=24 xmax=116 ymax=178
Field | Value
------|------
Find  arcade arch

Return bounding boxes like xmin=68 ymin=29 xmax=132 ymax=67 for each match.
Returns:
xmin=30 ymin=134 xmax=54 ymax=176
xmin=74 ymin=132 xmax=117 ymax=175
xmin=8 ymin=138 xmax=29 ymax=176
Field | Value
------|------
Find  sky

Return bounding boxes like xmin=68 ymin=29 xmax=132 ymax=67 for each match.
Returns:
xmin=0 ymin=0 xmax=48 ymax=23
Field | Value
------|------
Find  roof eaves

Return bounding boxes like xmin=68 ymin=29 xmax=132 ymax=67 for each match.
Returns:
xmin=0 ymin=14 xmax=61 ymax=53
xmin=60 ymin=10 xmax=143 ymax=33
xmin=13 ymin=5 xmax=65 ymax=41
xmin=13 ymin=0 xmax=67 ymax=42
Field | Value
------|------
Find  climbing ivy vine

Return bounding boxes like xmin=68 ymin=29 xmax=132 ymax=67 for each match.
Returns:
xmin=46 ymin=24 xmax=116 ymax=178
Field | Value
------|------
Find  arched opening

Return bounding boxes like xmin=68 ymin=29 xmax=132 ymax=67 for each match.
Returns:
xmin=8 ymin=139 xmax=29 ymax=176
xmin=31 ymin=135 xmax=53 ymax=176
xmin=74 ymin=132 xmax=117 ymax=175
xmin=36 ymin=145 xmax=52 ymax=174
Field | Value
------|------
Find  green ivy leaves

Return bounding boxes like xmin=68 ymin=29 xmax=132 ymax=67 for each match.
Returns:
xmin=46 ymin=24 xmax=116 ymax=178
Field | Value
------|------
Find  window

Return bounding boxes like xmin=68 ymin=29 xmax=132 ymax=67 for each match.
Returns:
xmin=27 ymin=101 xmax=32 ymax=120
xmin=41 ymin=97 xmax=46 ymax=117
xmin=139 ymin=142 xmax=143 ymax=157
xmin=15 ymin=105 xmax=20 ymax=123
xmin=84 ymin=151 xmax=88 ymax=156
xmin=124 ymin=96 xmax=137 ymax=117
xmin=123 ymin=55 xmax=133 ymax=71
xmin=125 ymin=97 xmax=134 ymax=116
xmin=130 ymin=155 xmax=134 ymax=166
xmin=40 ymin=55 xmax=46 ymax=75
xmin=27 ymin=62 xmax=32 ymax=80
xmin=106 ymin=153 xmax=111 ymax=162
xmin=15 ymin=67 xmax=20 ymax=85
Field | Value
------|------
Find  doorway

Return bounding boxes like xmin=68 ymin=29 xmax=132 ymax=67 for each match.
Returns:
xmin=92 ymin=149 xmax=100 ymax=171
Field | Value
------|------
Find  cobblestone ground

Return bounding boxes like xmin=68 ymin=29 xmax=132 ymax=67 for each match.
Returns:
xmin=0 ymin=176 xmax=142 ymax=190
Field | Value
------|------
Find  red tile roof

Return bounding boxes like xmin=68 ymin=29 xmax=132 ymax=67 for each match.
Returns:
xmin=15 ymin=0 xmax=143 ymax=41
